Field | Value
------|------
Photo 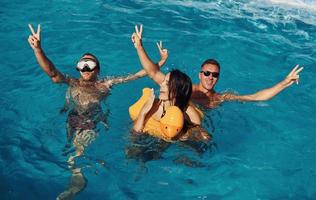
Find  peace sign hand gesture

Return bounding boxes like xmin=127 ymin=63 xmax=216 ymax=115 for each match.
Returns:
xmin=28 ymin=24 xmax=41 ymax=51
xmin=156 ymin=41 xmax=168 ymax=62
xmin=131 ymin=24 xmax=143 ymax=48
xmin=282 ymin=65 xmax=304 ymax=87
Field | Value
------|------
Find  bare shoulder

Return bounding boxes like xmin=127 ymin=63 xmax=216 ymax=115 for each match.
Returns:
xmin=192 ymin=84 xmax=199 ymax=91
xmin=95 ymin=77 xmax=112 ymax=91
xmin=65 ymin=76 xmax=79 ymax=86
xmin=187 ymin=104 xmax=199 ymax=112
xmin=97 ymin=77 xmax=112 ymax=87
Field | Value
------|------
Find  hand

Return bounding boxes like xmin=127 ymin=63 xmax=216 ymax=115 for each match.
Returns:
xmin=199 ymin=129 xmax=212 ymax=142
xmin=140 ymin=88 xmax=155 ymax=115
xmin=28 ymin=24 xmax=41 ymax=51
xmin=156 ymin=41 xmax=168 ymax=61
xmin=131 ymin=24 xmax=143 ymax=48
xmin=192 ymin=127 xmax=211 ymax=142
xmin=282 ymin=65 xmax=304 ymax=87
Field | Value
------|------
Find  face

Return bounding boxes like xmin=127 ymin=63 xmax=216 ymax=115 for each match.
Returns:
xmin=199 ymin=64 xmax=220 ymax=91
xmin=78 ymin=55 xmax=99 ymax=81
xmin=159 ymin=73 xmax=170 ymax=101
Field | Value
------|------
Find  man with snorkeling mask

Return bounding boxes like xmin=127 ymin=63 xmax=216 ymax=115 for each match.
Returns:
xmin=27 ymin=23 xmax=168 ymax=200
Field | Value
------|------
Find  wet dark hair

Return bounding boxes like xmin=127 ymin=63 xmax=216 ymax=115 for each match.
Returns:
xmin=81 ymin=52 xmax=100 ymax=71
xmin=168 ymin=69 xmax=192 ymax=112
xmin=201 ymin=59 xmax=220 ymax=71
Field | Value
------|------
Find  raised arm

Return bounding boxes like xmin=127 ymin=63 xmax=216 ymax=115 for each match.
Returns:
xmin=28 ymin=24 xmax=67 ymax=84
xmin=222 ymin=65 xmax=304 ymax=102
xmin=131 ymin=25 xmax=165 ymax=85
xmin=105 ymin=41 xmax=168 ymax=87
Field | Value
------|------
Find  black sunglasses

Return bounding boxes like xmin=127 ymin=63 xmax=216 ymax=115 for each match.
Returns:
xmin=200 ymin=71 xmax=220 ymax=78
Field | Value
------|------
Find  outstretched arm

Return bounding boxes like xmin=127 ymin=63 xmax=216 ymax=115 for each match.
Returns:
xmin=131 ymin=25 xmax=165 ymax=85
xmin=105 ymin=41 xmax=168 ymax=87
xmin=28 ymin=24 xmax=67 ymax=84
xmin=222 ymin=65 xmax=304 ymax=101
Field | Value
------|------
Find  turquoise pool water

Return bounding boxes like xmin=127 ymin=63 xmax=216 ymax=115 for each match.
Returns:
xmin=1 ymin=0 xmax=316 ymax=199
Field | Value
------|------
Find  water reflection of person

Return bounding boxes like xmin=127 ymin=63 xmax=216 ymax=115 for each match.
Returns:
xmin=27 ymin=24 xmax=168 ymax=200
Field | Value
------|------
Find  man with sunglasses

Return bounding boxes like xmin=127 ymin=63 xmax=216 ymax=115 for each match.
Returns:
xmin=191 ymin=59 xmax=303 ymax=108
xmin=27 ymin=23 xmax=168 ymax=200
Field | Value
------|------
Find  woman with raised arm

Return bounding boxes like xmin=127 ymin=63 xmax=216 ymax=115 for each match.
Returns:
xmin=27 ymin=23 xmax=168 ymax=200
xmin=126 ymin=25 xmax=210 ymax=164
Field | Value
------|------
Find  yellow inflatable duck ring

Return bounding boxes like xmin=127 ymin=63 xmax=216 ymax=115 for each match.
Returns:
xmin=129 ymin=88 xmax=185 ymax=141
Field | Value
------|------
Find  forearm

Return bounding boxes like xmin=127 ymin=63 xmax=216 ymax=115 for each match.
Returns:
xmin=132 ymin=56 xmax=165 ymax=79
xmin=229 ymin=80 xmax=288 ymax=102
xmin=129 ymin=58 xmax=165 ymax=80
xmin=247 ymin=80 xmax=289 ymax=101
xmin=157 ymin=58 xmax=167 ymax=68
xmin=135 ymin=46 xmax=160 ymax=78
xmin=107 ymin=71 xmax=146 ymax=86
xmin=133 ymin=113 xmax=146 ymax=132
xmin=33 ymin=48 xmax=65 ymax=83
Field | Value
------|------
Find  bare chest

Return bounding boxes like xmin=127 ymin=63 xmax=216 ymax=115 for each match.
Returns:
xmin=191 ymin=92 xmax=222 ymax=109
xmin=70 ymin=82 xmax=109 ymax=106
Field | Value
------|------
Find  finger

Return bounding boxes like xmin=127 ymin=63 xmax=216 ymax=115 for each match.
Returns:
xmin=29 ymin=36 xmax=35 ymax=42
xmin=289 ymin=64 xmax=299 ymax=75
xmin=132 ymin=33 xmax=138 ymax=43
xmin=135 ymin=25 xmax=139 ymax=35
xmin=131 ymin=33 xmax=135 ymax=42
xmin=139 ymin=24 xmax=143 ymax=37
xmin=30 ymin=36 xmax=38 ymax=43
xmin=36 ymin=24 xmax=41 ymax=39
xmin=28 ymin=24 xmax=36 ymax=35
xmin=28 ymin=41 xmax=33 ymax=47
xmin=294 ymin=67 xmax=304 ymax=75
xmin=158 ymin=41 xmax=162 ymax=49
xmin=28 ymin=37 xmax=33 ymax=46
xmin=136 ymin=25 xmax=142 ymax=38
xmin=156 ymin=42 xmax=163 ymax=53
